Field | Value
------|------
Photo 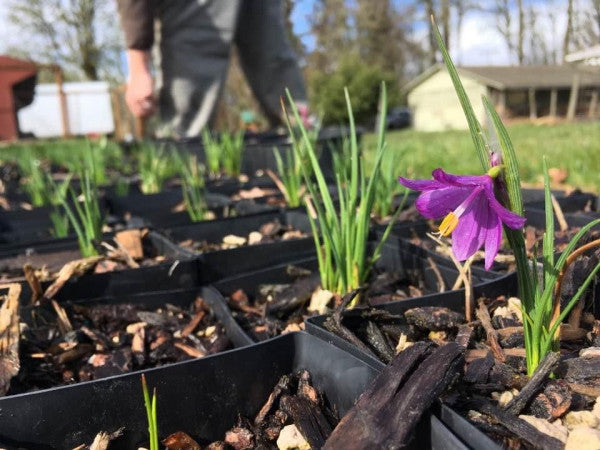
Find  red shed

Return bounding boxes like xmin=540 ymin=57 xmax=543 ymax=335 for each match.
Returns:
xmin=0 ymin=56 xmax=37 ymax=141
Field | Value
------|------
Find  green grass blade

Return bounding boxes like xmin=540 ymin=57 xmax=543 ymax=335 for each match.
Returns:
xmin=432 ymin=17 xmax=488 ymax=171
xmin=482 ymin=96 xmax=523 ymax=215
xmin=542 ymin=157 xmax=555 ymax=285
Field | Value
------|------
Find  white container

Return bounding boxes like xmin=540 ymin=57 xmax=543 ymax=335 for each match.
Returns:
xmin=18 ymin=81 xmax=114 ymax=137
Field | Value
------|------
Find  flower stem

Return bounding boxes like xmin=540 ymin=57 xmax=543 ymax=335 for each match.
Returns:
xmin=550 ymin=238 xmax=600 ymax=342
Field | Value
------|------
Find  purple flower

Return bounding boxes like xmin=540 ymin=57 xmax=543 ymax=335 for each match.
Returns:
xmin=398 ymin=168 xmax=526 ymax=270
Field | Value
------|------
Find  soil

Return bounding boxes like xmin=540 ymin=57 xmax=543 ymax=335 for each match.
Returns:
xmin=10 ymin=296 xmax=230 ymax=396
xmin=226 ymin=266 xmax=434 ymax=342
xmin=177 ymin=219 xmax=307 ymax=253
xmin=161 ymin=370 xmax=337 ymax=449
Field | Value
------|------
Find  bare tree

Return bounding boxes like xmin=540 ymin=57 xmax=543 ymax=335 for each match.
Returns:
xmin=422 ymin=0 xmax=438 ymax=65
xmin=571 ymin=0 xmax=600 ymax=49
xmin=547 ymin=9 xmax=559 ymax=64
xmin=563 ymin=0 xmax=574 ymax=61
xmin=6 ymin=0 xmax=123 ymax=81
xmin=495 ymin=0 xmax=516 ymax=62
xmin=526 ymin=4 xmax=549 ymax=64
xmin=517 ymin=0 xmax=525 ymax=64
xmin=440 ymin=0 xmax=451 ymax=50
xmin=595 ymin=0 xmax=600 ymax=43
xmin=308 ymin=0 xmax=351 ymax=72
xmin=451 ymin=0 xmax=481 ymax=64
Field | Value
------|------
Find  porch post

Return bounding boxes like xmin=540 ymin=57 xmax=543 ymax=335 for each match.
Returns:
xmin=549 ymin=88 xmax=558 ymax=117
xmin=528 ymin=88 xmax=537 ymax=120
xmin=567 ymin=73 xmax=581 ymax=120
xmin=588 ymin=89 xmax=598 ymax=119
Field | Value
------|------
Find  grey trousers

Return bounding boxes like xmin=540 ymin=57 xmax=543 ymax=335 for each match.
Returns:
xmin=154 ymin=0 xmax=307 ymax=138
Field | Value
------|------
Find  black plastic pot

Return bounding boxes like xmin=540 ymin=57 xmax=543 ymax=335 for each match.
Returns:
xmin=438 ymin=405 xmax=501 ymax=450
xmin=0 ymin=196 xmax=112 ymax=245
xmin=380 ymin=220 xmax=516 ymax=276
xmin=204 ymin=175 xmax=278 ymax=197
xmin=207 ymin=239 xmax=505 ymax=344
xmin=525 ymin=191 xmax=599 ymax=228
xmin=106 ymin=190 xmax=236 ymax=229
xmin=521 ymin=188 xmax=565 ymax=204
xmin=0 ymin=332 xmax=384 ymax=449
xmin=304 ymin=270 xmax=517 ymax=367
xmin=167 ymin=126 xmax=355 ymax=180
xmin=165 ymin=209 xmax=316 ymax=282
xmin=21 ymin=286 xmax=250 ymax=349
xmin=0 ymin=230 xmax=200 ymax=302
xmin=302 ymin=272 xmax=517 ymax=450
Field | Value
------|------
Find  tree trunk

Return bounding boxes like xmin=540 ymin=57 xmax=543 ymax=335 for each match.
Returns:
xmin=517 ymin=0 xmax=524 ymax=65
xmin=441 ymin=0 xmax=450 ymax=50
xmin=425 ymin=0 xmax=437 ymax=65
xmin=563 ymin=0 xmax=574 ymax=62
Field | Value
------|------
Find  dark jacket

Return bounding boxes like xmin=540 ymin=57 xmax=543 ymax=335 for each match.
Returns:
xmin=117 ymin=0 xmax=155 ymax=50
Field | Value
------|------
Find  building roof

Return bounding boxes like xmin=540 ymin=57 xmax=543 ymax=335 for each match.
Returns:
xmin=565 ymin=45 xmax=600 ymax=66
xmin=404 ymin=64 xmax=600 ymax=92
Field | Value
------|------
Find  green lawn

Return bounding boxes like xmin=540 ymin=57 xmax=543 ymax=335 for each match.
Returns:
xmin=363 ymin=121 xmax=600 ymax=193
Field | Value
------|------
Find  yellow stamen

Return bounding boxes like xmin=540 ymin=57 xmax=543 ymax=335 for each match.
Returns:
xmin=487 ymin=166 xmax=502 ymax=179
xmin=438 ymin=212 xmax=459 ymax=236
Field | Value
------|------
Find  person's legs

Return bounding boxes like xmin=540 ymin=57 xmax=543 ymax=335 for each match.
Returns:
xmin=155 ymin=0 xmax=242 ymax=137
xmin=234 ymin=0 xmax=307 ymax=127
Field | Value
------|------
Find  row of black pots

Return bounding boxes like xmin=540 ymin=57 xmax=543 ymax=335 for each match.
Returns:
xmin=0 ymin=125 xmax=331 ymax=241
xmin=0 ymin=235 xmax=511 ymax=448
xmin=3 ymin=204 xmax=507 ymax=306
xmin=203 ymin=239 xmax=507 ymax=344
xmin=0 ymin=196 xmax=515 ymax=448
xmin=0 ymin=187 xmax=270 ymax=246
xmin=0 ymin=331 xmax=465 ymax=449
xmin=0 ymin=254 xmax=498 ymax=449
xmin=163 ymin=126 xmax=355 ymax=181
xmin=1 ymin=209 xmax=318 ymax=302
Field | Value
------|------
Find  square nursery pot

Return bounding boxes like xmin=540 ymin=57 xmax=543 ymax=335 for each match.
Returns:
xmin=521 ymin=188 xmax=565 ymax=204
xmin=0 ymin=332 xmax=458 ymax=449
xmin=10 ymin=286 xmax=246 ymax=396
xmin=438 ymin=404 xmax=501 ymax=450
xmin=303 ymin=273 xmax=517 ymax=450
xmin=106 ymin=190 xmax=238 ymax=229
xmin=0 ymin=230 xmax=201 ymax=302
xmin=378 ymin=220 xmax=514 ymax=275
xmin=0 ymin=197 xmax=111 ymax=245
xmin=304 ymin=270 xmax=518 ymax=369
xmin=524 ymin=191 xmax=599 ymax=228
xmin=203 ymin=240 xmax=507 ymax=344
xmin=165 ymin=208 xmax=316 ymax=283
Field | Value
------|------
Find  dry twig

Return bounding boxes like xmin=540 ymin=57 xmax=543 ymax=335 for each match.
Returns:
xmin=0 ymin=284 xmax=21 ymax=395
xmin=475 ymin=298 xmax=506 ymax=362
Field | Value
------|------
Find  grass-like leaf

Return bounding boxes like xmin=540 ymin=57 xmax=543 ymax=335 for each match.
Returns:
xmin=432 ymin=17 xmax=488 ymax=172
xmin=284 ymin=83 xmax=399 ymax=300
xmin=141 ymin=374 xmax=159 ymax=450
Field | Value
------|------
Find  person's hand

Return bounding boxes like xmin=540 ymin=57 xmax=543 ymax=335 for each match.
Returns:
xmin=125 ymin=50 xmax=157 ymax=118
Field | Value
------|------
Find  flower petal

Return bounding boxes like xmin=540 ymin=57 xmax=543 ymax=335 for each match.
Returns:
xmin=415 ymin=186 xmax=472 ymax=219
xmin=483 ymin=210 xmax=503 ymax=270
xmin=451 ymin=190 xmax=488 ymax=261
xmin=482 ymin=184 xmax=527 ymax=229
xmin=398 ymin=176 xmax=445 ymax=191
xmin=432 ymin=168 xmax=492 ymax=187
